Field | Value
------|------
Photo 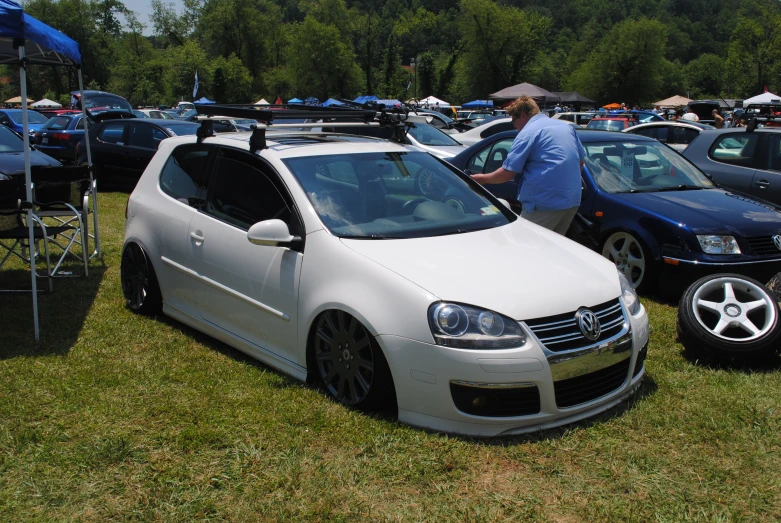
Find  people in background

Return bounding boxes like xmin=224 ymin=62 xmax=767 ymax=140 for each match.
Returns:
xmin=712 ymin=109 xmax=724 ymax=128
xmin=470 ymin=96 xmax=585 ymax=235
xmin=681 ymin=108 xmax=700 ymax=122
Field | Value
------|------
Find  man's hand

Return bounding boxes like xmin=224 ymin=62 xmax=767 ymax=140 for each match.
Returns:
xmin=471 ymin=167 xmax=516 ymax=185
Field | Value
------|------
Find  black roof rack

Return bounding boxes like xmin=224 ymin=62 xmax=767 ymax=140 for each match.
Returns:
xmin=746 ymin=115 xmax=781 ymax=132
xmin=193 ymin=102 xmax=414 ymax=153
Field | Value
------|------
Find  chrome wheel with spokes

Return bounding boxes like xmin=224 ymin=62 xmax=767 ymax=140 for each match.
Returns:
xmin=602 ymin=231 xmax=651 ymax=291
xmin=677 ymin=274 xmax=781 ymax=363
xmin=314 ymin=310 xmax=391 ymax=408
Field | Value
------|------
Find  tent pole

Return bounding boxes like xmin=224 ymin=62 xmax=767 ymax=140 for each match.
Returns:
xmin=77 ymin=67 xmax=100 ymax=259
xmin=18 ymin=44 xmax=40 ymax=342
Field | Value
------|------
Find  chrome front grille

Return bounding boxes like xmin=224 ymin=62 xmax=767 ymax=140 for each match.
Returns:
xmin=524 ymin=299 xmax=626 ymax=353
xmin=746 ymin=236 xmax=781 ymax=256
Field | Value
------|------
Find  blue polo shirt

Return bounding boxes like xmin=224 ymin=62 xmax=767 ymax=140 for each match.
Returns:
xmin=503 ymin=114 xmax=586 ymax=212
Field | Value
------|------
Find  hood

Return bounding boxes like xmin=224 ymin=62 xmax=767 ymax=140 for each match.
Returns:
xmin=0 ymin=150 xmax=61 ymax=175
xmin=341 ymin=220 xmax=621 ymax=321
xmin=612 ymin=188 xmax=781 ymax=235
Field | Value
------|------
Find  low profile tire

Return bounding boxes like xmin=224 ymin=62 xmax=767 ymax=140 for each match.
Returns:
xmin=601 ymin=231 xmax=655 ymax=293
xmin=313 ymin=310 xmax=394 ymax=410
xmin=677 ymin=274 xmax=781 ymax=363
xmin=121 ymin=242 xmax=162 ymax=315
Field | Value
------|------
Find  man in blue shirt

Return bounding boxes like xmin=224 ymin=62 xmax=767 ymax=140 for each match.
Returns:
xmin=471 ymin=96 xmax=585 ymax=234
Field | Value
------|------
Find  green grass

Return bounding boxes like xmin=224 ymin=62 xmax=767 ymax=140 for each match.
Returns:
xmin=1 ymin=191 xmax=780 ymax=522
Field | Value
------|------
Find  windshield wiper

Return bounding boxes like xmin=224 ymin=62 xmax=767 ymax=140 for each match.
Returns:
xmin=655 ymin=185 xmax=706 ymax=192
xmin=343 ymin=235 xmax=400 ymax=240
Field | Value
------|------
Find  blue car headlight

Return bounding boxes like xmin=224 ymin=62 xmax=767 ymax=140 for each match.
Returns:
xmin=428 ymin=302 xmax=526 ymax=349
xmin=697 ymin=235 xmax=741 ymax=254
xmin=618 ymin=271 xmax=641 ymax=315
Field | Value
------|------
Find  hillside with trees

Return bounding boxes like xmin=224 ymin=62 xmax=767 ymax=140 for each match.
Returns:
xmin=2 ymin=0 xmax=780 ymax=107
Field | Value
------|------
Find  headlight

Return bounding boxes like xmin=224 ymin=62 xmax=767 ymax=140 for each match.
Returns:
xmin=697 ymin=235 xmax=741 ymax=254
xmin=428 ymin=302 xmax=525 ymax=349
xmin=617 ymin=271 xmax=641 ymax=315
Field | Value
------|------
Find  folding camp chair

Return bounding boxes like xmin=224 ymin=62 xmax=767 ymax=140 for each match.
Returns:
xmin=31 ymin=166 xmax=91 ymax=277
xmin=0 ymin=177 xmax=71 ymax=292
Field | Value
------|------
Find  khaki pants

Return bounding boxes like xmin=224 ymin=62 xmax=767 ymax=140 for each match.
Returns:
xmin=521 ymin=206 xmax=579 ymax=235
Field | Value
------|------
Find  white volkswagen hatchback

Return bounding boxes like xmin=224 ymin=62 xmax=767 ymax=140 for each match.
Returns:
xmin=121 ymin=113 xmax=649 ymax=437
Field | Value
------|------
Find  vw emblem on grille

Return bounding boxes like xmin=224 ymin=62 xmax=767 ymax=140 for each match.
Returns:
xmin=576 ymin=309 xmax=601 ymax=341
xmin=773 ymin=235 xmax=781 ymax=251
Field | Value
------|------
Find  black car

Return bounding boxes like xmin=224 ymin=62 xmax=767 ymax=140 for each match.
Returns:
xmin=0 ymin=125 xmax=61 ymax=181
xmin=77 ymin=119 xmax=199 ymax=189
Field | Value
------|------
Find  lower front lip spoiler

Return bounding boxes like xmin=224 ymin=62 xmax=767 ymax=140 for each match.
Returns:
xmin=663 ymin=256 xmax=781 ymax=266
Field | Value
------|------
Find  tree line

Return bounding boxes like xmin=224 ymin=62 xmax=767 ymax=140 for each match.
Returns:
xmin=2 ymin=0 xmax=781 ymax=108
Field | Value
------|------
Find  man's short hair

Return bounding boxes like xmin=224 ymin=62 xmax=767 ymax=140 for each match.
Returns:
xmin=506 ymin=96 xmax=540 ymax=119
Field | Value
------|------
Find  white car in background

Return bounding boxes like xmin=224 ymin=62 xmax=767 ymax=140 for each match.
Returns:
xmin=623 ymin=121 xmax=715 ymax=152
xmin=121 ymin=114 xmax=649 ymax=437
xmin=455 ymin=117 xmax=516 ymax=146
xmin=136 ymin=108 xmax=177 ymax=120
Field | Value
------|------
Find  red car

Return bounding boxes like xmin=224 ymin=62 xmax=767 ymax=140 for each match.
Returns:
xmin=586 ymin=115 xmax=638 ymax=131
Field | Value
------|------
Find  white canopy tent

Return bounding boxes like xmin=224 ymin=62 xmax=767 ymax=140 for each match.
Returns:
xmin=743 ymin=92 xmax=781 ymax=106
xmin=255 ymin=98 xmax=269 ymax=105
xmin=31 ymin=97 xmax=62 ymax=108
xmin=418 ymin=95 xmax=450 ymax=107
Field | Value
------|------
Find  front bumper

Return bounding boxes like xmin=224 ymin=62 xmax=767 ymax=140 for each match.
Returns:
xmin=379 ymin=304 xmax=649 ymax=437
xmin=660 ymin=256 xmax=781 ymax=292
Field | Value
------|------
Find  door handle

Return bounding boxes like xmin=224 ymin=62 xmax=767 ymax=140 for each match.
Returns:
xmin=190 ymin=231 xmax=205 ymax=242
xmin=755 ymin=180 xmax=770 ymax=188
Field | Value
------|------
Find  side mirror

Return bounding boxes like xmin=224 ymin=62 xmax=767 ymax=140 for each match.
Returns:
xmin=496 ymin=198 xmax=512 ymax=210
xmin=247 ymin=219 xmax=302 ymax=248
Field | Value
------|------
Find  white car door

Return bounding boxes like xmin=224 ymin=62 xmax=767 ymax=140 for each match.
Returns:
xmin=187 ymin=147 xmax=303 ymax=365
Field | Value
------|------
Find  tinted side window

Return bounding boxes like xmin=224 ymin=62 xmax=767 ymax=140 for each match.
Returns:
xmin=559 ymin=114 xmax=574 ymax=122
xmin=207 ymin=150 xmax=291 ymax=230
xmin=128 ymin=124 xmax=167 ymax=149
xmin=681 ymin=128 xmax=699 ymax=144
xmin=709 ymin=134 xmax=760 ymax=167
xmin=75 ymin=117 xmax=84 ymax=130
xmin=159 ymin=144 xmax=212 ymax=203
xmin=483 ymin=138 xmax=514 ymax=173
xmin=97 ymin=122 xmax=126 ymax=144
xmin=481 ymin=121 xmax=514 ymax=138
xmin=769 ymin=136 xmax=781 ymax=171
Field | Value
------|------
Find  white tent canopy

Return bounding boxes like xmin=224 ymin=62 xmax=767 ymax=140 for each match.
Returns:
xmin=743 ymin=92 xmax=781 ymax=106
xmin=418 ymin=95 xmax=450 ymax=107
xmin=31 ymin=98 xmax=62 ymax=108
xmin=255 ymin=98 xmax=269 ymax=105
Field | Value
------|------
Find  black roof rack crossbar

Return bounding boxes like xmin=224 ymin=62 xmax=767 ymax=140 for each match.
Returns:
xmin=194 ymin=103 xmax=377 ymax=123
xmin=746 ymin=115 xmax=781 ymax=132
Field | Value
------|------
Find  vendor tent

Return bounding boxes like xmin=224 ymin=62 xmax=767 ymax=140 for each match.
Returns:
xmin=376 ymin=99 xmax=402 ymax=106
xmin=321 ymin=98 xmax=345 ymax=107
xmin=462 ymin=100 xmax=493 ymax=109
xmin=4 ymin=95 xmax=33 ymax=104
xmin=194 ymin=96 xmax=214 ymax=104
xmin=1 ymin=0 xmax=96 ymax=341
xmin=353 ymin=95 xmax=379 ymax=104
xmin=653 ymin=95 xmax=692 ymax=107
xmin=304 ymin=97 xmax=320 ymax=105
xmin=602 ymin=102 xmax=622 ymax=110
xmin=489 ymin=83 xmax=558 ymax=104
xmin=552 ymin=91 xmax=596 ymax=105
xmin=743 ymin=92 xmax=781 ymax=106
xmin=418 ymin=95 xmax=450 ymax=107
xmin=31 ymin=98 xmax=62 ymax=108
xmin=255 ymin=98 xmax=269 ymax=105
xmin=287 ymin=98 xmax=303 ymax=104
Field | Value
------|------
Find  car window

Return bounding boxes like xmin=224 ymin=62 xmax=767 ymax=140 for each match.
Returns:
xmin=0 ymin=114 xmax=12 ymax=125
xmin=42 ymin=116 xmax=72 ymax=130
xmin=480 ymin=121 xmax=514 ymax=138
xmin=769 ymin=135 xmax=781 ymax=171
xmin=483 ymin=138 xmax=514 ymax=173
xmin=636 ymin=127 xmax=668 ymax=142
xmin=407 ymin=123 xmax=461 ymax=146
xmin=559 ymin=114 xmax=574 ymax=122
xmin=671 ymin=127 xmax=699 ymax=144
xmin=97 ymin=122 xmax=126 ymax=144
xmin=0 ymin=126 xmax=23 ymax=152
xmin=709 ymin=133 xmax=760 ymax=167
xmin=8 ymin=111 xmax=47 ymax=124
xmin=207 ymin=149 xmax=292 ymax=230
xmin=128 ymin=124 xmax=167 ymax=149
xmin=587 ymin=120 xmax=625 ymax=132
xmin=159 ymin=144 xmax=213 ymax=203
xmin=577 ymin=114 xmax=594 ymax=125
xmin=75 ymin=117 xmax=84 ymax=130
xmin=467 ymin=146 xmax=490 ymax=173
xmin=316 ymin=160 xmax=359 ymax=184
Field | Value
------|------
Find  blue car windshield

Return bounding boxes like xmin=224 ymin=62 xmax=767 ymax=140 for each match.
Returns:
xmin=584 ymin=141 xmax=715 ymax=193
xmin=0 ymin=126 xmax=23 ymax=152
xmin=284 ymin=151 xmax=514 ymax=239
xmin=8 ymin=111 xmax=48 ymax=124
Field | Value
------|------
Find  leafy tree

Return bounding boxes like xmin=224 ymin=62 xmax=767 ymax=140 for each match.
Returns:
xmin=685 ymin=54 xmax=725 ymax=98
xmin=417 ymin=52 xmax=436 ymax=98
xmin=725 ymin=1 xmax=781 ymax=96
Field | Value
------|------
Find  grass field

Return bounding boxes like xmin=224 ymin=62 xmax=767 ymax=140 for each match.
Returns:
xmin=1 ymin=191 xmax=780 ymax=522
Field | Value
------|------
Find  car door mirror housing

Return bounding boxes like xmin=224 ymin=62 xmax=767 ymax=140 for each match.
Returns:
xmin=496 ymin=198 xmax=512 ymax=211
xmin=247 ymin=219 xmax=301 ymax=248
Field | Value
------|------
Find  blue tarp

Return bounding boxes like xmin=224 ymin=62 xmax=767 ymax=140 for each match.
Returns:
xmin=375 ymin=99 xmax=402 ymax=107
xmin=353 ymin=95 xmax=379 ymax=104
xmin=322 ymin=98 xmax=345 ymax=107
xmin=194 ymin=97 xmax=214 ymax=104
xmin=288 ymin=98 xmax=303 ymax=104
xmin=462 ymin=100 xmax=493 ymax=109
xmin=0 ymin=0 xmax=82 ymax=65
xmin=304 ymin=97 xmax=320 ymax=105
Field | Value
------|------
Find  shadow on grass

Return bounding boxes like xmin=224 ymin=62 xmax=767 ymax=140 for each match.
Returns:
xmin=0 ymin=265 xmax=107 ymax=358
xmin=679 ymin=345 xmax=781 ymax=373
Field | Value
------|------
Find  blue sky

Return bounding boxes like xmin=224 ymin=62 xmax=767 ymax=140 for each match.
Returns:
xmin=121 ymin=0 xmax=183 ymax=35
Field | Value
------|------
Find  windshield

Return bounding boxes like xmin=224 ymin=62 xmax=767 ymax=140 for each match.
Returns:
xmin=79 ymin=93 xmax=133 ymax=114
xmin=234 ymin=119 xmax=258 ymax=124
xmin=41 ymin=115 xmax=77 ymax=130
xmin=584 ymin=141 xmax=715 ymax=193
xmin=407 ymin=123 xmax=461 ymax=146
xmin=164 ymin=124 xmax=198 ymax=136
xmin=587 ymin=119 xmax=626 ymax=131
xmin=0 ymin=126 xmax=23 ymax=152
xmin=8 ymin=111 xmax=48 ymax=124
xmin=284 ymin=151 xmax=514 ymax=239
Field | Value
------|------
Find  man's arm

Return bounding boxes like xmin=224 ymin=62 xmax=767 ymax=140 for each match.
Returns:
xmin=471 ymin=167 xmax=517 ymax=185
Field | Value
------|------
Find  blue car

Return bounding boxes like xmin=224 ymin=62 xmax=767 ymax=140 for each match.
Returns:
xmin=33 ymin=113 xmax=86 ymax=163
xmin=0 ymin=109 xmax=49 ymax=136
xmin=450 ymin=129 xmax=781 ymax=294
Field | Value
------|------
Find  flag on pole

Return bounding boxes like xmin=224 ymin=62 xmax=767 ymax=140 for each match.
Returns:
xmin=193 ymin=71 xmax=199 ymax=99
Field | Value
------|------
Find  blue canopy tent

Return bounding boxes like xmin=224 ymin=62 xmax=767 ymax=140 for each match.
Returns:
xmin=375 ymin=99 xmax=402 ymax=107
xmin=194 ymin=96 xmax=214 ymax=104
xmin=288 ymin=98 xmax=303 ymax=104
xmin=321 ymin=98 xmax=345 ymax=107
xmin=1 ymin=0 xmax=97 ymax=341
xmin=303 ymin=97 xmax=320 ymax=105
xmin=462 ymin=100 xmax=493 ymax=109
xmin=353 ymin=95 xmax=379 ymax=104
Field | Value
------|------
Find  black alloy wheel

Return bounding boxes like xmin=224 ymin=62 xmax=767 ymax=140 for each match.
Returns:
xmin=120 ymin=242 xmax=162 ymax=315
xmin=314 ymin=310 xmax=392 ymax=409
